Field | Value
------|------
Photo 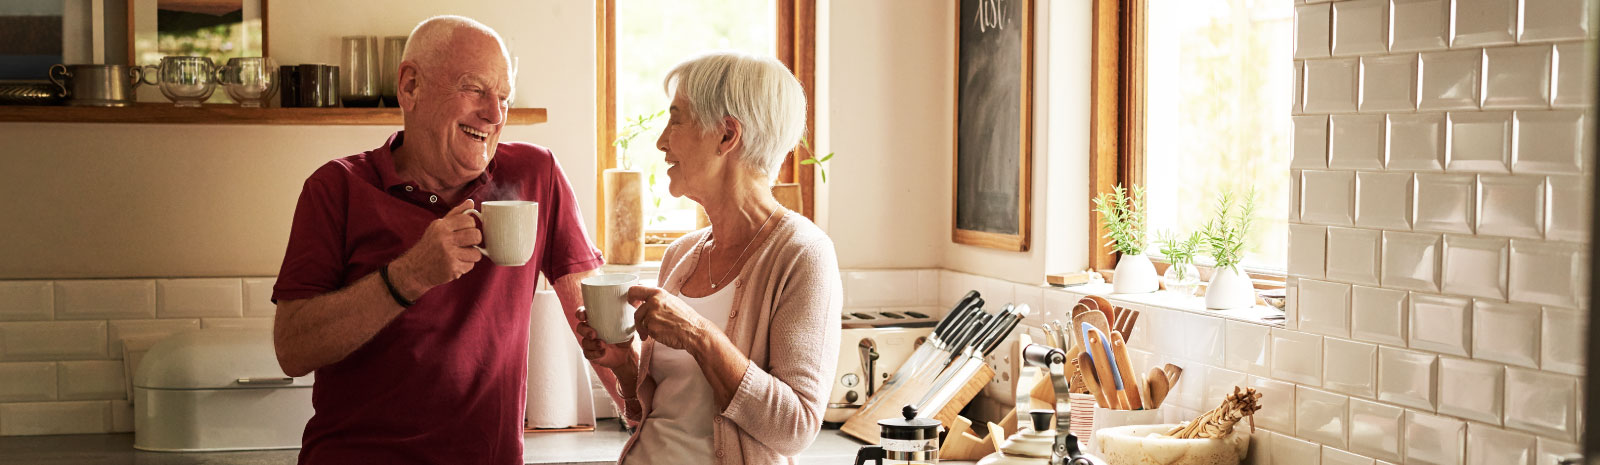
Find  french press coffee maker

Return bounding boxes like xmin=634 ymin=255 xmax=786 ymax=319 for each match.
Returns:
xmin=854 ymin=405 xmax=942 ymax=465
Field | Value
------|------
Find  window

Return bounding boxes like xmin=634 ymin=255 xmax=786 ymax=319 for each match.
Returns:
xmin=615 ymin=0 xmax=777 ymax=232
xmin=1091 ymin=0 xmax=1292 ymax=274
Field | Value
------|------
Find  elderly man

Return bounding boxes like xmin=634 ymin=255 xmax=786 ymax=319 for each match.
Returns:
xmin=271 ymin=16 xmax=608 ymax=465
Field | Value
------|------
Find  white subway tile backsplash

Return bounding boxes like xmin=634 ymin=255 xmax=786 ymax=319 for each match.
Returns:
xmin=1415 ymin=174 xmax=1478 ymax=233
xmin=1519 ymin=0 xmax=1591 ymax=42
xmin=156 ymin=279 xmax=243 ymax=319
xmin=1304 ymin=170 xmax=1356 ymax=225
xmin=1306 ymin=59 xmax=1361 ymax=113
xmin=1478 ymin=176 xmax=1547 ymax=239
xmin=1324 ymin=447 xmax=1374 ymax=465
xmin=1361 ymin=54 xmax=1419 ymax=112
xmin=1452 ymin=0 xmax=1518 ymax=47
xmin=1514 ymin=111 xmax=1588 ymax=174
xmin=1537 ymin=437 xmax=1581 ymax=465
xmin=1508 ymin=240 xmax=1584 ymax=308
xmin=1387 ymin=113 xmax=1447 ymax=171
xmin=1324 ymin=338 xmax=1377 ymax=397
xmin=1449 ymin=112 xmax=1514 ymax=173
xmin=1551 ymin=42 xmax=1593 ymax=109
xmin=917 ymin=270 xmax=940 ymax=306
xmin=1419 ymin=50 xmax=1484 ymax=110
xmin=844 ymin=270 xmax=922 ymax=308
xmin=1381 ymin=231 xmax=1442 ymax=292
xmin=1297 ymin=60 xmax=1307 ymax=115
xmin=53 ymin=280 xmax=155 ymax=320
xmin=109 ymin=399 xmax=132 ymax=433
xmin=241 ymin=277 xmax=276 ymax=318
xmin=1297 ymin=4 xmax=1333 ymax=59
xmin=1300 ymin=279 xmax=1352 ymax=337
xmin=0 ymin=321 xmax=106 ymax=361
xmin=1251 ymin=375 xmax=1299 ymax=432
xmin=1484 ymin=45 xmax=1553 ymax=109
xmin=1349 ymin=397 xmax=1406 ymax=462
xmin=0 ymin=281 xmax=52 ymax=322
xmin=1468 ymin=423 xmax=1537 ymax=465
xmin=1205 ymin=366 xmax=1249 ymax=409
xmin=1274 ymin=329 xmax=1325 ymax=385
xmin=1504 ymin=367 xmax=1578 ymax=440
xmin=1545 ymin=176 xmax=1591 ymax=242
xmin=1333 ymin=0 xmax=1388 ymax=56
xmin=1410 ymin=293 xmax=1474 ymax=357
xmin=1405 ymin=410 xmax=1466 ymax=465
xmin=1330 ymin=115 xmax=1387 ymax=169
xmin=1293 ymin=169 xmax=1305 ymax=222
xmin=1273 ymin=432 xmax=1324 ymax=465
xmin=1227 ymin=321 xmax=1273 ymax=377
xmin=1352 ymin=285 xmax=1409 ymax=346
xmin=1297 ymin=386 xmax=1350 ymax=448
xmin=1327 ymin=227 xmax=1382 ymax=286
xmin=1379 ymin=346 xmax=1437 ymax=410
xmin=58 ymin=360 xmax=125 ymax=401
xmin=1391 ymin=0 xmax=1452 ymax=52
xmin=1356 ymin=172 xmax=1414 ymax=230
xmin=1290 ymin=224 xmax=1329 ymax=279
xmin=107 ymin=319 xmax=199 ymax=359
xmin=1472 ymin=300 xmax=1542 ymax=369
xmin=0 ymin=401 xmax=109 ymax=436
xmin=1441 ymin=235 xmax=1509 ymax=300
xmin=200 ymin=317 xmax=273 ymax=330
xmin=1541 ymin=307 xmax=1584 ymax=375
xmin=1437 ymin=357 xmax=1505 ymax=424
xmin=0 ymin=362 xmax=56 ymax=402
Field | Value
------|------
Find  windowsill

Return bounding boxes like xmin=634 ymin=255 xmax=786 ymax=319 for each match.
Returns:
xmin=1038 ymin=282 xmax=1287 ymax=327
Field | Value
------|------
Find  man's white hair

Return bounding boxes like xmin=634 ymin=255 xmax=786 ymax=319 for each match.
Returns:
xmin=402 ymin=15 xmax=513 ymax=77
xmin=664 ymin=51 xmax=806 ymax=179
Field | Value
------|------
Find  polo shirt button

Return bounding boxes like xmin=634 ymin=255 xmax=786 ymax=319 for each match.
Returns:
xmin=429 ymin=195 xmax=438 ymax=203
xmin=404 ymin=186 xmax=414 ymax=192
xmin=715 ymin=451 xmax=724 ymax=458
xmin=714 ymin=417 xmax=721 ymax=424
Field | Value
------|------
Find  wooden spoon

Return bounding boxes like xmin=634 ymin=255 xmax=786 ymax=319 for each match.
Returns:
xmin=1085 ymin=328 xmax=1125 ymax=409
xmin=1146 ymin=367 xmax=1170 ymax=407
xmin=1163 ymin=364 xmax=1184 ymax=392
xmin=1078 ymin=351 xmax=1109 ymax=408
xmin=1110 ymin=332 xmax=1144 ymax=410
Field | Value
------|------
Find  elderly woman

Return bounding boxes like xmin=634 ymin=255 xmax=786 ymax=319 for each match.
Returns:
xmin=577 ymin=51 xmax=842 ymax=464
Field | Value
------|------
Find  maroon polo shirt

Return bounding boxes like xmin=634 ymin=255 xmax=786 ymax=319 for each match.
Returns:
xmin=272 ymin=132 xmax=603 ymax=465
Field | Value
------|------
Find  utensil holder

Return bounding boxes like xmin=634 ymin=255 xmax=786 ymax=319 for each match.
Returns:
xmin=1088 ymin=406 xmax=1162 ymax=454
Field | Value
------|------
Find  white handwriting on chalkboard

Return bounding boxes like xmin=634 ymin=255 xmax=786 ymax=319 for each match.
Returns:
xmin=974 ymin=0 xmax=1008 ymax=32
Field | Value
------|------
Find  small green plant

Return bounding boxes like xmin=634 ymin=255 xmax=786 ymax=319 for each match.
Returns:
xmin=613 ymin=110 xmax=665 ymax=171
xmin=797 ymin=136 xmax=834 ymax=183
xmin=1201 ymin=189 xmax=1258 ymax=270
xmin=1159 ymin=230 xmax=1205 ymax=281
xmin=1092 ymin=184 xmax=1147 ymax=256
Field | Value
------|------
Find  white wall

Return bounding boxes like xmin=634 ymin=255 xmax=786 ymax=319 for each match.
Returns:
xmin=0 ymin=0 xmax=597 ymax=278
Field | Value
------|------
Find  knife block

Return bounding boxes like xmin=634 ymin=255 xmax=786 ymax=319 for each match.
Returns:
xmin=841 ymin=364 xmax=996 ymax=443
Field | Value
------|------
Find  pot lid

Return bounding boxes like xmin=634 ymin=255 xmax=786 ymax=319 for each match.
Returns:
xmin=879 ymin=405 xmax=941 ymax=440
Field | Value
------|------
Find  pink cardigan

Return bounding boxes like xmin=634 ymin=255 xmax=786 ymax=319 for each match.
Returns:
xmin=617 ymin=212 xmax=843 ymax=464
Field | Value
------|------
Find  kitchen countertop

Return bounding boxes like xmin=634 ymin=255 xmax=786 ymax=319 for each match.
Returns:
xmin=0 ymin=423 xmax=980 ymax=465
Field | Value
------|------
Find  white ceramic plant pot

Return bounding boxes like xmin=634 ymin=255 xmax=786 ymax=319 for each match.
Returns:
xmin=1092 ymin=424 xmax=1249 ymax=465
xmin=1205 ymin=265 xmax=1255 ymax=310
xmin=1112 ymin=254 xmax=1159 ymax=294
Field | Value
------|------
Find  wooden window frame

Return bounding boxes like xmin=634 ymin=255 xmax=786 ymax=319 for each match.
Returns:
xmin=1090 ymin=0 xmax=1285 ymax=287
xmin=595 ymin=0 xmax=818 ymax=262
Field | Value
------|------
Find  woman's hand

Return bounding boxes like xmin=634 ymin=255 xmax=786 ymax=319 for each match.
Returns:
xmin=628 ymin=286 xmax=713 ymax=354
xmin=576 ymin=308 xmax=640 ymax=371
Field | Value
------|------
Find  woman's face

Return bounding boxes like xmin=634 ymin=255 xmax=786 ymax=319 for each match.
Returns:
xmin=655 ymin=93 xmax=729 ymax=201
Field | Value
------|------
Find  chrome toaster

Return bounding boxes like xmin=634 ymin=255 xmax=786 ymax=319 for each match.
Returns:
xmin=823 ymin=310 xmax=935 ymax=427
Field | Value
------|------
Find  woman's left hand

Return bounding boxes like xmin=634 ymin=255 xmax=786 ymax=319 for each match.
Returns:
xmin=628 ymin=285 xmax=713 ymax=353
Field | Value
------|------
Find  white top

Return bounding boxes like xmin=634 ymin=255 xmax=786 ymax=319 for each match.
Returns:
xmin=622 ymin=280 xmax=737 ymax=465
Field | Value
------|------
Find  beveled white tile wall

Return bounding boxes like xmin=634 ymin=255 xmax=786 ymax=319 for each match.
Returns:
xmin=241 ymin=277 xmax=277 ymax=317
xmin=156 ymin=279 xmax=243 ymax=319
xmin=1297 ymin=386 xmax=1350 ymax=447
xmin=0 ymin=281 xmax=52 ymax=322
xmin=1306 ymin=59 xmax=1361 ymax=113
xmin=1289 ymin=1 xmax=1592 ymax=461
xmin=54 ymin=280 xmax=155 ymax=320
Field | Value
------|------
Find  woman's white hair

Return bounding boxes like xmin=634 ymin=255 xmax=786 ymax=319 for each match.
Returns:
xmin=664 ymin=51 xmax=807 ymax=179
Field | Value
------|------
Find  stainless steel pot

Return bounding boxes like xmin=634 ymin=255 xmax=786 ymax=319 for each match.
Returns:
xmin=48 ymin=64 xmax=144 ymax=107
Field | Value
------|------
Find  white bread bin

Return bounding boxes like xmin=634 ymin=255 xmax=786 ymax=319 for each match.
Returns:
xmin=133 ymin=328 xmax=314 ymax=451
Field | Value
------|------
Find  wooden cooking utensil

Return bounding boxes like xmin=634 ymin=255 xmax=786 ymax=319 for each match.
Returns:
xmin=1085 ymin=328 xmax=1125 ymax=409
xmin=1163 ymin=364 xmax=1183 ymax=391
xmin=1077 ymin=351 xmax=1109 ymax=408
xmin=1076 ymin=297 xmax=1099 ymax=313
xmin=1109 ymin=332 xmax=1143 ymax=410
xmin=1086 ymin=295 xmax=1112 ymax=314
xmin=1146 ymin=367 xmax=1170 ymax=407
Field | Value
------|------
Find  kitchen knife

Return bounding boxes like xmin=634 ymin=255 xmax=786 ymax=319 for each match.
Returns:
xmin=917 ymin=305 xmax=1028 ymax=414
xmin=915 ymin=307 xmax=1012 ymax=409
xmin=856 ymin=294 xmax=984 ymax=413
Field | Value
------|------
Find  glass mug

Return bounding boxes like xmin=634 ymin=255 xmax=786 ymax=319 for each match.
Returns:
xmin=141 ymin=56 xmax=216 ymax=107
xmin=216 ymin=57 xmax=279 ymax=108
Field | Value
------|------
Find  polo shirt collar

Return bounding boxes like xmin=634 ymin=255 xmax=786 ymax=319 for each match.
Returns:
xmin=373 ymin=131 xmax=496 ymax=195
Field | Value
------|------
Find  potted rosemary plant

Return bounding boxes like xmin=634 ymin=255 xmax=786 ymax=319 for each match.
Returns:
xmin=605 ymin=110 xmax=665 ymax=265
xmin=1201 ymin=190 xmax=1257 ymax=309
xmin=1158 ymin=230 xmax=1204 ymax=297
xmin=1094 ymin=185 xmax=1157 ymax=294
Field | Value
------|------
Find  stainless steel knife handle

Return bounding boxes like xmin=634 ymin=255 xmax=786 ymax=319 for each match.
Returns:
xmin=235 ymin=377 xmax=294 ymax=386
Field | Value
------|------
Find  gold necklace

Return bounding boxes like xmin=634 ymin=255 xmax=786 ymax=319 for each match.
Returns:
xmin=697 ymin=208 xmax=783 ymax=289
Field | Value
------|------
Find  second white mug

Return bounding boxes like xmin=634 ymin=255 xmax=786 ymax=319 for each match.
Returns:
xmin=581 ymin=273 xmax=639 ymax=344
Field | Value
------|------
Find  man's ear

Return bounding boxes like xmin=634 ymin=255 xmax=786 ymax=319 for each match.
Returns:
xmin=396 ymin=61 xmax=421 ymax=111
xmin=718 ymin=116 xmax=743 ymax=156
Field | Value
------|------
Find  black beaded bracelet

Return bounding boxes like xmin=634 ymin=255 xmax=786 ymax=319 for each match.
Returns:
xmin=379 ymin=264 xmax=414 ymax=308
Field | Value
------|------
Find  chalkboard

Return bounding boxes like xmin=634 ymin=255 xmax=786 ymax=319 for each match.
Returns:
xmin=953 ymin=0 xmax=1032 ymax=251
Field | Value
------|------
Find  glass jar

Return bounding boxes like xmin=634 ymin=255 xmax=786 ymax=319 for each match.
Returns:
xmin=1161 ymin=263 xmax=1202 ymax=297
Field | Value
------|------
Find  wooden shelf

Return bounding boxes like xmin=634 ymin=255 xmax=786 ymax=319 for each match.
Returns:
xmin=0 ymin=104 xmax=547 ymax=125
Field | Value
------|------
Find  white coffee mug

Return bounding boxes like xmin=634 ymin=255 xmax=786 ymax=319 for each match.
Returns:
xmin=465 ymin=200 xmax=539 ymax=266
xmin=581 ymin=273 xmax=639 ymax=344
